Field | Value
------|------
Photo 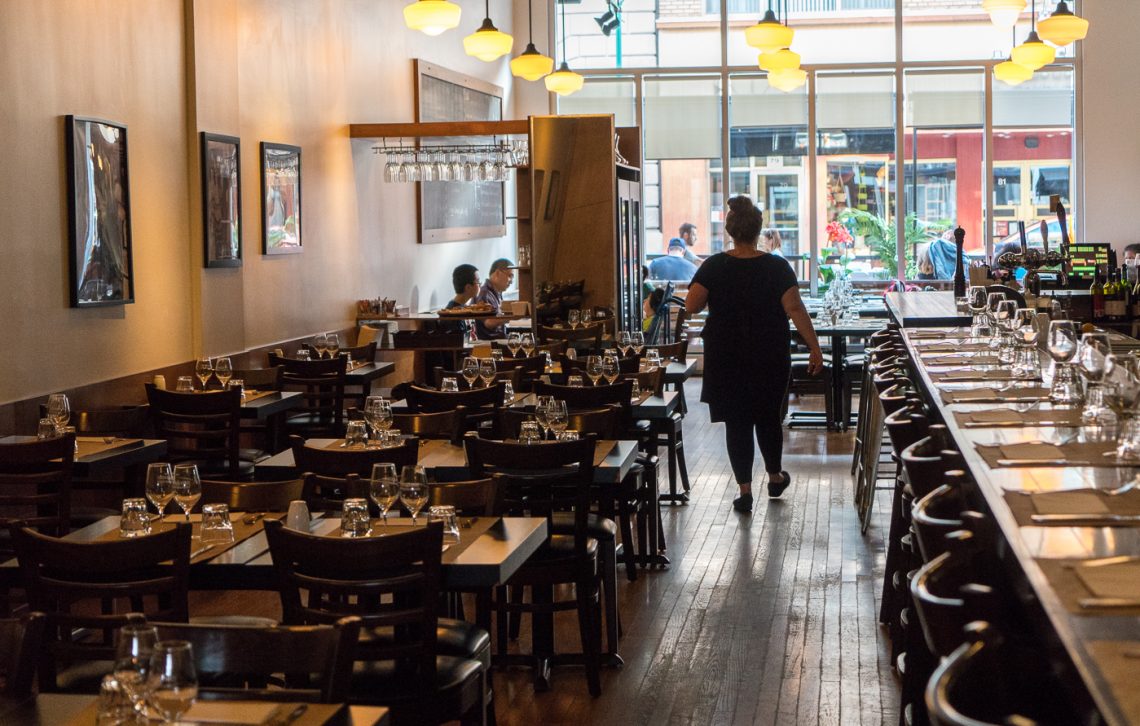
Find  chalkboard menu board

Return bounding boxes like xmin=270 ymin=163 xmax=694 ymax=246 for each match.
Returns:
xmin=414 ymin=60 xmax=506 ymax=244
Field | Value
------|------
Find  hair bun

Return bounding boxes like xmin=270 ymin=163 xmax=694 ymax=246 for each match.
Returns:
xmin=727 ymin=196 xmax=754 ymax=214
xmin=724 ymin=195 xmax=762 ymax=244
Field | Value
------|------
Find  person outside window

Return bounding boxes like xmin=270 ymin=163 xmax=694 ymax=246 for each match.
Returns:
xmin=761 ymin=228 xmax=784 ymax=257
xmin=679 ymin=222 xmax=702 ymax=266
xmin=649 ymin=238 xmax=699 ymax=282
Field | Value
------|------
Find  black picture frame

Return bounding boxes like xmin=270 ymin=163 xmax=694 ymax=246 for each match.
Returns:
xmin=65 ymin=115 xmax=134 ymax=307
xmin=260 ymin=142 xmax=302 ymax=255
xmin=200 ymin=132 xmax=242 ymax=268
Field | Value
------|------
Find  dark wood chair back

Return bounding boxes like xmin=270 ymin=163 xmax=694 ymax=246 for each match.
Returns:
xmin=201 ymin=478 xmax=305 ymax=512
xmin=560 ymin=355 xmax=640 ymax=376
xmin=11 ymin=523 xmax=191 ymax=691
xmin=539 ymin=323 xmax=604 ymax=348
xmin=432 ymin=366 xmax=521 ymax=392
xmin=497 ymin=406 xmax=620 ymax=440
xmin=901 ymin=433 xmax=950 ymax=501
xmin=651 ymin=340 xmax=688 ymax=361
xmin=151 ymin=616 xmax=362 ymax=703
xmin=623 ymin=368 xmax=664 ymax=397
xmin=404 ymin=383 xmax=505 ymax=414
xmin=300 ymin=473 xmax=367 ymax=512
xmin=910 ymin=530 xmax=987 ymax=660
xmin=912 ymin=480 xmax=967 ymax=563
xmin=145 ymin=385 xmax=243 ymax=476
xmin=533 ymin=380 xmax=634 ymax=415
xmin=263 ymin=519 xmax=445 ymax=682
xmin=0 ymin=611 xmax=45 ymax=697
xmin=268 ymin=355 xmax=348 ymax=437
xmin=534 ymin=340 xmax=568 ymax=357
xmin=289 ymin=435 xmax=418 ymax=478
xmin=0 ymin=435 xmax=76 ymax=555
xmin=391 ymin=408 xmax=465 ymax=445
xmin=232 ymin=366 xmax=284 ymax=392
xmin=493 ymin=355 xmax=546 ymax=392
xmin=428 ymin=478 xmax=499 ymax=516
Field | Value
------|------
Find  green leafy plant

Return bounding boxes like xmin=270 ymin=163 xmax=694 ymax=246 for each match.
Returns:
xmin=837 ymin=209 xmax=947 ymax=278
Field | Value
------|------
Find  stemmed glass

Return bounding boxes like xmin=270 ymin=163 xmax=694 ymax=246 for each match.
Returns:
xmin=585 ymin=355 xmax=604 ymax=386
xmin=325 ymin=333 xmax=341 ymax=359
xmin=194 ymin=359 xmax=213 ymax=391
xmin=363 ymin=396 xmax=392 ymax=445
xmin=617 ymin=331 xmax=632 ymax=357
xmin=145 ymin=463 xmax=175 ymax=521
xmin=460 ymin=357 xmax=480 ymax=389
xmin=630 ymin=331 xmax=645 ymax=355
xmin=370 ymin=463 xmax=400 ymax=525
xmin=568 ymin=310 xmax=580 ymax=329
xmin=312 ymin=334 xmax=328 ymax=359
xmin=984 ymin=293 xmax=1007 ymax=346
xmin=479 ymin=359 xmax=497 ymax=388
xmin=535 ymin=395 xmax=555 ymax=440
xmin=507 ymin=332 xmax=523 ymax=358
xmin=147 ymin=640 xmax=198 ymax=724
xmin=45 ymin=393 xmax=70 ymax=435
xmin=1105 ymin=354 xmax=1140 ymax=461
xmin=384 ymin=152 xmax=401 ymax=183
xmin=1078 ymin=332 xmax=1113 ymax=425
xmin=399 ymin=465 xmax=429 ymax=525
xmin=172 ymin=464 xmax=202 ymax=523
xmin=547 ymin=400 xmax=568 ymax=439
xmin=1047 ymin=320 xmax=1082 ymax=405
xmin=967 ymin=286 xmax=990 ymax=336
xmin=114 ymin=623 xmax=159 ymax=720
xmin=214 ymin=358 xmax=233 ymax=389
xmin=1012 ymin=309 xmax=1042 ymax=379
xmin=994 ymin=300 xmax=1019 ymax=364
xmin=602 ymin=354 xmax=620 ymax=385
xmin=521 ymin=333 xmax=536 ymax=358
xmin=449 ymin=152 xmax=464 ymax=182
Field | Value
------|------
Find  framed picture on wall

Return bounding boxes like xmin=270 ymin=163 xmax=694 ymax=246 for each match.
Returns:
xmin=260 ymin=142 xmax=302 ymax=255
xmin=65 ymin=115 xmax=135 ymax=307
xmin=201 ymin=133 xmax=242 ymax=268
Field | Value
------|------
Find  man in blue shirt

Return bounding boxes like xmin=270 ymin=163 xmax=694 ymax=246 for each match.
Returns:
xmin=649 ymin=238 xmax=699 ymax=282
xmin=473 ymin=258 xmax=515 ymax=340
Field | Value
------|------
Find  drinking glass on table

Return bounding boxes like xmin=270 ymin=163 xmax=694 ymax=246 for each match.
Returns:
xmin=370 ymin=463 xmax=400 ymax=525
xmin=1078 ymin=331 xmax=1113 ymax=425
xmin=617 ymin=331 xmax=632 ymax=357
xmin=36 ymin=417 xmax=57 ymax=440
xmin=646 ymin=349 xmax=663 ymax=369
xmin=994 ymin=300 xmax=1019 ymax=364
xmin=399 ymin=465 xmax=429 ymax=525
xmin=120 ymin=499 xmax=152 ymax=538
xmin=521 ymin=333 xmax=536 ymax=358
xmin=114 ymin=622 xmax=158 ymax=719
xmin=585 ymin=355 xmax=604 ymax=386
xmin=341 ymin=498 xmax=371 ymax=537
xmin=441 ymin=377 xmax=459 ymax=392
xmin=199 ymin=503 xmax=234 ymax=545
xmin=428 ymin=505 xmax=461 ymax=544
xmin=172 ymin=464 xmax=201 ymax=523
xmin=479 ymin=359 xmax=497 ymax=388
xmin=175 ymin=376 xmax=194 ymax=393
xmin=568 ymin=309 xmax=580 ymax=329
xmin=630 ymin=331 xmax=645 ymax=355
xmin=147 ymin=641 xmax=198 ymax=724
xmin=194 ymin=358 xmax=213 ymax=391
xmin=518 ymin=420 xmax=541 ymax=445
xmin=145 ymin=463 xmax=175 ymax=520
xmin=534 ymin=395 xmax=555 ymax=439
xmin=213 ymin=357 xmax=233 ymax=389
xmin=568 ymin=375 xmax=585 ymax=387
xmin=344 ymin=420 xmax=368 ymax=449
xmin=312 ymin=333 xmax=328 ymax=359
xmin=325 ymin=333 xmax=341 ymax=359
xmin=601 ymin=354 xmax=620 ymax=385
xmin=295 ymin=348 xmax=311 ymax=362
xmin=502 ymin=381 xmax=515 ymax=407
xmin=1047 ymin=320 xmax=1081 ymax=405
xmin=1104 ymin=354 xmax=1140 ymax=461
xmin=546 ymin=399 xmax=568 ymax=438
xmin=461 ymin=356 xmax=480 ymax=389
xmin=967 ymin=286 xmax=990 ymax=336
xmin=363 ymin=396 xmax=392 ymax=443
xmin=1012 ymin=309 xmax=1042 ymax=379
xmin=984 ymin=293 xmax=1007 ymax=344
xmin=491 ymin=348 xmax=504 ymax=362
xmin=45 ymin=393 xmax=70 ymax=434
xmin=507 ymin=332 xmax=523 ymax=357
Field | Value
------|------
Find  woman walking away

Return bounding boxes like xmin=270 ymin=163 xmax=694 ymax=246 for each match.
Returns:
xmin=685 ymin=196 xmax=824 ymax=513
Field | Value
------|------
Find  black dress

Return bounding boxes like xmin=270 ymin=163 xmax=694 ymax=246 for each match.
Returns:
xmin=692 ymin=252 xmax=798 ymax=423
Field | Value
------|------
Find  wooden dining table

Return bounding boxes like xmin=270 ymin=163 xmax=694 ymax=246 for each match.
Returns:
xmin=901 ymin=326 xmax=1140 ymax=726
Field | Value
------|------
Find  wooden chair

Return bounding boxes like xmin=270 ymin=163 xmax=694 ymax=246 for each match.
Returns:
xmin=289 ymin=435 xmax=419 ymax=478
xmin=356 ymin=325 xmax=382 ymax=347
xmin=493 ymin=355 xmax=546 ymax=392
xmin=428 ymin=478 xmax=499 ymax=516
xmin=67 ymin=405 xmax=151 ymax=438
xmin=201 ymin=478 xmax=305 ymax=512
xmin=539 ymin=323 xmax=604 ymax=349
xmin=11 ymin=523 xmax=191 ymax=692
xmin=302 ymin=342 xmax=378 ymax=411
xmin=623 ymin=367 xmax=665 ymax=397
xmin=263 ymin=520 xmax=487 ymax=724
xmin=145 ymin=385 xmax=251 ymax=479
xmin=404 ymin=383 xmax=505 ymax=435
xmin=0 ymin=611 xmax=45 ymax=698
xmin=464 ymin=433 xmax=604 ymax=696
xmin=0 ymin=434 xmax=76 ymax=554
xmin=533 ymin=380 xmax=634 ymax=416
xmin=534 ymin=340 xmax=568 ymax=357
xmin=300 ymin=473 xmax=366 ymax=513
xmin=560 ymin=354 xmax=640 ymax=377
xmin=432 ymin=366 xmax=521 ymax=393
xmin=268 ymin=354 xmax=348 ymax=439
xmin=150 ymin=616 xmax=362 ymax=703
xmin=233 ymin=366 xmax=284 ymax=392
xmin=232 ymin=366 xmax=285 ymax=460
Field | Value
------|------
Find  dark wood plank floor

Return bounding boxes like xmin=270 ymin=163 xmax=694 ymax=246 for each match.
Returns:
xmin=492 ymin=381 xmax=898 ymax=725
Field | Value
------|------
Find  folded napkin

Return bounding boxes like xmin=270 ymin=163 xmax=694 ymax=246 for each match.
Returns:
xmin=939 ymin=386 xmax=1050 ymax=404
xmin=952 ymin=408 xmax=1083 ymax=427
xmin=976 ymin=440 xmax=1121 ymax=468
xmin=181 ymin=701 xmax=280 ymax=724
xmin=931 ymin=369 xmax=1024 ymax=383
xmin=1076 ymin=559 xmax=1140 ymax=599
xmin=1031 ymin=490 xmax=1112 ymax=515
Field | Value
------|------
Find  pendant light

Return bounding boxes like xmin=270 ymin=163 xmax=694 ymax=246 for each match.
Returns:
xmin=1037 ymin=0 xmax=1089 ymax=46
xmin=982 ymin=0 xmax=1026 ymax=29
xmin=995 ymin=28 xmax=1034 ymax=86
xmin=403 ymin=0 xmax=462 ymax=36
xmin=545 ymin=0 xmax=583 ymax=96
xmin=511 ymin=0 xmax=554 ymax=81
xmin=745 ymin=0 xmax=794 ymax=53
xmin=769 ymin=68 xmax=806 ymax=93
xmin=758 ymin=48 xmax=800 ymax=72
xmin=464 ymin=0 xmax=513 ymax=62
xmin=1011 ymin=0 xmax=1055 ymax=71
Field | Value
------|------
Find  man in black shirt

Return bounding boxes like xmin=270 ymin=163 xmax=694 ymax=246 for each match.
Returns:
xmin=443 ymin=264 xmax=481 ymax=338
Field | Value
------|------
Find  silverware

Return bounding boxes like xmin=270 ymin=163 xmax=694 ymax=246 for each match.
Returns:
xmin=1078 ymin=597 xmax=1140 ymax=609
xmin=241 ymin=512 xmax=266 ymax=525
xmin=1106 ymin=476 xmax=1140 ymax=496
xmin=1030 ymin=513 xmax=1140 ymax=524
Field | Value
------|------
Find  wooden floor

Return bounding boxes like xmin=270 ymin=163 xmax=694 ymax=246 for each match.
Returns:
xmin=492 ymin=381 xmax=898 ymax=725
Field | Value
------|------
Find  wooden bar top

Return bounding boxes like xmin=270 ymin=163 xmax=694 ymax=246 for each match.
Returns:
xmin=884 ymin=291 xmax=972 ymax=328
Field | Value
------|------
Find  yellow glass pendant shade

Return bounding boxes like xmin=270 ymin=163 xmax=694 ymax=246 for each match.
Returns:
xmin=758 ymin=48 xmax=801 ymax=72
xmin=982 ymin=0 xmax=1026 ymax=29
xmin=403 ymin=0 xmax=461 ymax=36
xmin=994 ymin=58 xmax=1034 ymax=86
xmin=1037 ymin=1 xmax=1089 ymax=46
xmin=745 ymin=9 xmax=794 ymax=53
xmin=511 ymin=44 xmax=555 ymax=81
xmin=545 ymin=62 xmax=584 ymax=96
xmin=1011 ymin=31 xmax=1055 ymax=70
xmin=464 ymin=18 xmax=513 ymax=62
xmin=768 ymin=68 xmax=807 ymax=93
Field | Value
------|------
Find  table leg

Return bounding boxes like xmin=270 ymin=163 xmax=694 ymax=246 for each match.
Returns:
xmin=831 ymin=334 xmax=847 ymax=432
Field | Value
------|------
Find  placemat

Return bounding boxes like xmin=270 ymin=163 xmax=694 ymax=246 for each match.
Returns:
xmin=1086 ymin=641 xmax=1140 ymax=719
xmin=75 ymin=437 xmax=144 ymax=459
xmin=95 ymin=513 xmax=283 ymax=564
xmin=939 ymin=386 xmax=1050 ymax=405
xmin=1003 ymin=489 xmax=1140 ymax=526
xmin=923 ymin=355 xmax=1003 ymax=366
xmin=1036 ymin=558 xmax=1140 ymax=616
xmin=909 ymin=328 xmax=972 ymax=339
xmin=952 ymin=408 xmax=1083 ymax=428
xmin=1076 ymin=559 xmax=1140 ymax=599
xmin=930 ymin=369 xmax=1029 ymax=383
xmin=976 ymin=440 xmax=1122 ymax=468
xmin=324 ymin=515 xmax=501 ymax=561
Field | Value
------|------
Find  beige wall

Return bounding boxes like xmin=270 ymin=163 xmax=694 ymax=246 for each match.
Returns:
xmin=0 ymin=0 xmax=520 ymax=406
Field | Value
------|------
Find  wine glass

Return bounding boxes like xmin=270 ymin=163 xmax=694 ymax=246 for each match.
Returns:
xmin=363 ymin=396 xmax=392 ymax=444
xmin=630 ymin=331 xmax=645 ymax=355
xmin=602 ymin=354 xmax=620 ymax=385
xmin=461 ymin=357 xmax=480 ymax=389
xmin=617 ymin=331 xmax=632 ymax=357
xmin=399 ymin=465 xmax=429 ymax=525
xmin=568 ymin=309 xmax=580 ymax=329
xmin=312 ymin=333 xmax=328 ymax=359
xmin=326 ymin=333 xmax=341 ymax=359
xmin=1106 ymin=354 xmax=1140 ymax=460
xmin=1078 ymin=332 xmax=1113 ymax=424
xmin=585 ymin=355 xmax=604 ymax=386
xmin=449 ymin=152 xmax=464 ymax=182
xmin=1047 ymin=320 xmax=1081 ymax=404
xmin=114 ymin=623 xmax=159 ymax=719
xmin=521 ymin=333 xmax=536 ymax=358
xmin=994 ymin=300 xmax=1019 ymax=364
xmin=213 ymin=358 xmax=233 ymax=389
xmin=534 ymin=395 xmax=555 ymax=440
xmin=384 ymin=152 xmax=401 ymax=183
xmin=967 ymin=286 xmax=990 ymax=335
xmin=507 ymin=332 xmax=523 ymax=358
xmin=479 ymin=359 xmax=497 ymax=388
xmin=145 ymin=463 xmax=175 ymax=520
xmin=172 ymin=464 xmax=201 ymax=522
xmin=45 ymin=393 xmax=70 ymax=434
xmin=370 ymin=463 xmax=400 ymax=525
xmin=147 ymin=640 xmax=198 ymax=724
xmin=546 ymin=399 xmax=568 ymax=438
xmin=194 ymin=359 xmax=213 ymax=391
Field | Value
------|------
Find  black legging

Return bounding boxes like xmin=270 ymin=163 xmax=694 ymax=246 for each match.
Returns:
xmin=724 ymin=411 xmax=784 ymax=484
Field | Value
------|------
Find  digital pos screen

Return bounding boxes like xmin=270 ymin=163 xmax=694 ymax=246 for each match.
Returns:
xmin=1066 ymin=243 xmax=1111 ymax=282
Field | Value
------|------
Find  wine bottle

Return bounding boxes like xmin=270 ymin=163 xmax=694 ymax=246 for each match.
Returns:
xmin=1107 ymin=267 xmax=1127 ymax=322
xmin=1091 ymin=265 xmax=1106 ymax=322
xmin=1122 ymin=265 xmax=1133 ymax=321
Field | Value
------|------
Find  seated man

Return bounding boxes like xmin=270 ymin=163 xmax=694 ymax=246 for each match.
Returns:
xmin=648 ymin=238 xmax=699 ymax=282
xmin=442 ymin=264 xmax=481 ymax=338
xmin=474 ymin=258 xmax=516 ymax=340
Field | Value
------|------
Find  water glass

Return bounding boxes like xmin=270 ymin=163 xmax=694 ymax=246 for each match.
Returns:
xmin=96 ymin=674 xmax=136 ymax=726
xmin=428 ymin=505 xmax=461 ymax=544
xmin=345 ymin=420 xmax=368 ymax=449
xmin=341 ymin=498 xmax=371 ymax=538
xmin=175 ymin=376 xmax=194 ymax=393
xmin=441 ymin=377 xmax=459 ymax=392
xmin=568 ymin=375 xmax=585 ymax=387
xmin=120 ymin=498 xmax=152 ymax=538
xmin=296 ymin=349 xmax=312 ymax=361
xmin=36 ymin=417 xmax=57 ymax=439
xmin=200 ymin=503 xmax=234 ymax=545
xmin=382 ymin=428 xmax=403 ymax=447
xmin=519 ymin=420 xmax=542 ymax=444
xmin=503 ymin=380 xmax=515 ymax=406
xmin=630 ymin=379 xmax=641 ymax=399
xmin=147 ymin=641 xmax=198 ymax=724
xmin=113 ymin=623 xmax=158 ymax=718
xmin=46 ymin=392 xmax=70 ymax=432
xmin=556 ymin=429 xmax=580 ymax=442
xmin=227 ymin=378 xmax=245 ymax=400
